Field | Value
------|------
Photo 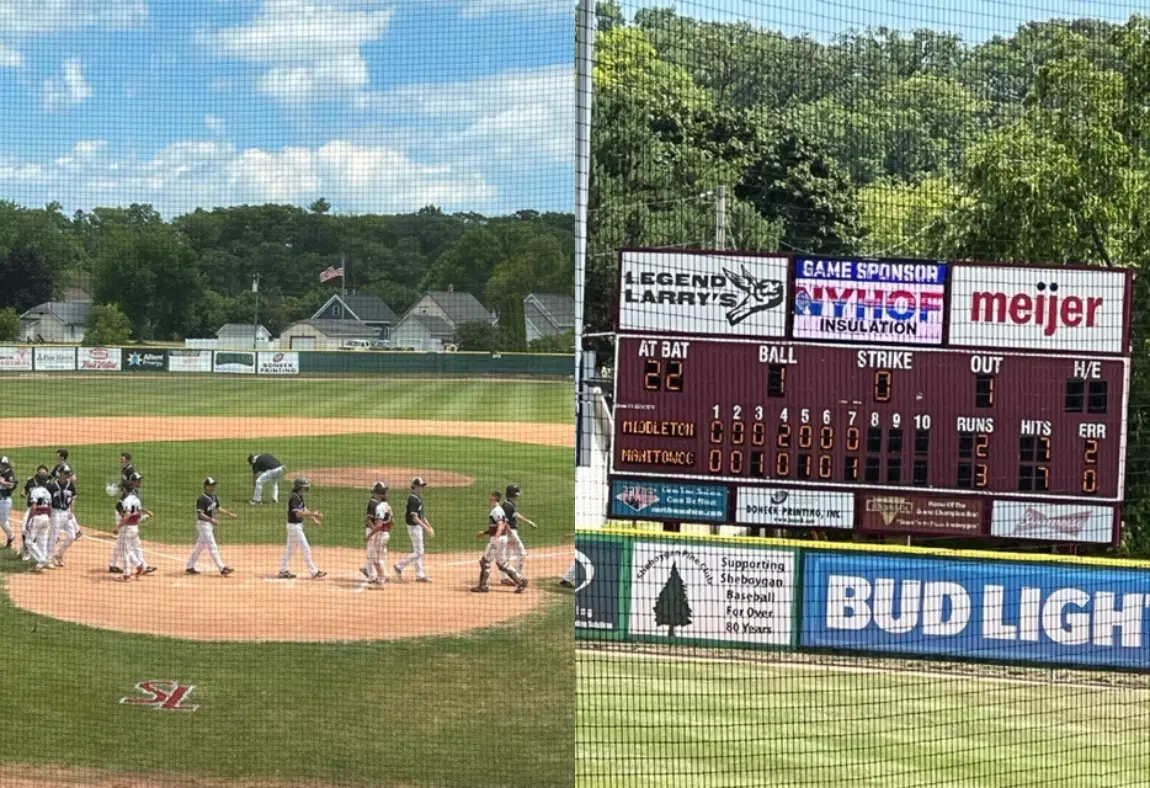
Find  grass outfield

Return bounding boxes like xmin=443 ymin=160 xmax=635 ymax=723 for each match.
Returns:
xmin=576 ymin=653 xmax=1150 ymax=788
xmin=3 ymin=376 xmax=573 ymax=422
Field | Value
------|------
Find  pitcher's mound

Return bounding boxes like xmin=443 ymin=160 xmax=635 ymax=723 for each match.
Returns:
xmin=296 ymin=467 xmax=474 ymax=489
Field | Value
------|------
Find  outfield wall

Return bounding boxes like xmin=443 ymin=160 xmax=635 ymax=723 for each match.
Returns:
xmin=0 ymin=345 xmax=573 ymax=377
xmin=575 ymin=529 xmax=1150 ymax=671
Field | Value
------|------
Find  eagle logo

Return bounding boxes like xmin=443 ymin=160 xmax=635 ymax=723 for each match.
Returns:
xmin=721 ymin=266 xmax=785 ymax=325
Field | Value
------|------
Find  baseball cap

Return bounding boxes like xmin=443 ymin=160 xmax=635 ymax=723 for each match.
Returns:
xmin=411 ymin=476 xmax=427 ymax=487
xmin=58 ymin=464 xmax=72 ymax=475
xmin=204 ymin=476 xmax=217 ymax=486
xmin=0 ymin=456 xmax=9 ymax=466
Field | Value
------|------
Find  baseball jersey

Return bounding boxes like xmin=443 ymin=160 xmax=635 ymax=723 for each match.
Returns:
xmin=288 ymin=491 xmax=305 ymax=524
xmin=487 ymin=504 xmax=506 ymax=537
xmin=48 ymin=480 xmax=77 ymax=511
xmin=120 ymin=463 xmax=136 ymax=484
xmin=405 ymin=492 xmax=424 ymax=526
xmin=501 ymin=499 xmax=520 ymax=530
xmin=0 ymin=467 xmax=14 ymax=499
xmin=51 ymin=462 xmax=69 ymax=478
xmin=25 ymin=477 xmax=48 ymax=507
xmin=251 ymin=455 xmax=281 ymax=473
xmin=28 ymin=485 xmax=52 ymax=516
xmin=120 ymin=492 xmax=143 ymax=525
xmin=197 ymin=493 xmax=220 ymax=521
xmin=365 ymin=499 xmax=393 ymax=537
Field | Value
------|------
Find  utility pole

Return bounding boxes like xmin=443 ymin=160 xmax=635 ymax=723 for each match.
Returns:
xmin=715 ymin=185 xmax=727 ymax=250
xmin=251 ymin=274 xmax=260 ymax=350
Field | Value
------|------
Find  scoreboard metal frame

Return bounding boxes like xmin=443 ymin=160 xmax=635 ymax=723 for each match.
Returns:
xmin=606 ymin=249 xmax=1134 ymax=546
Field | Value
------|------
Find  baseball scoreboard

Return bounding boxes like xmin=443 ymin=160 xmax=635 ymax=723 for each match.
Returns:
xmin=608 ymin=250 xmax=1133 ymax=545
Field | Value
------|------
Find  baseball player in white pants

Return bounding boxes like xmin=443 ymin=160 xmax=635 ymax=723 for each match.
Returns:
xmin=394 ymin=477 xmax=434 ymax=582
xmin=360 ymin=481 xmax=393 ymax=586
xmin=0 ymin=456 xmax=16 ymax=548
xmin=25 ymin=481 xmax=53 ymax=571
xmin=117 ymin=479 xmax=153 ymax=581
xmin=472 ymin=491 xmax=527 ymax=593
xmin=498 ymin=484 xmax=537 ymax=585
xmin=48 ymin=465 xmax=79 ymax=567
xmin=248 ymin=453 xmax=285 ymax=505
xmin=186 ymin=477 xmax=237 ymax=576
xmin=560 ymin=563 xmax=577 ymax=588
xmin=279 ymin=478 xmax=326 ymax=579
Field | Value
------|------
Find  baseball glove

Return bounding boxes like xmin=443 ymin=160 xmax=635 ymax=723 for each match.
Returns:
xmin=105 ymin=483 xmax=120 ymax=497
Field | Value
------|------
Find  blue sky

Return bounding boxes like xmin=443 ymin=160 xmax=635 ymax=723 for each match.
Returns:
xmin=0 ymin=1 xmax=572 ymax=218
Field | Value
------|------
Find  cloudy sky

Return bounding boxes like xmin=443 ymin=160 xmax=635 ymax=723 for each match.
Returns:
xmin=0 ymin=0 xmax=572 ymax=218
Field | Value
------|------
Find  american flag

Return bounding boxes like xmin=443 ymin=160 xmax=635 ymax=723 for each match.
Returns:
xmin=319 ymin=262 xmax=344 ymax=283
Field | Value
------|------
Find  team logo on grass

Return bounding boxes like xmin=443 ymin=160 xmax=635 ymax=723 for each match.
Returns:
xmin=120 ymin=680 xmax=199 ymax=711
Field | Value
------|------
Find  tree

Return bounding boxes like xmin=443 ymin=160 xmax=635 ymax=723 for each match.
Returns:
xmin=454 ymin=320 xmax=505 ymax=353
xmin=309 ymin=198 xmax=331 ymax=215
xmin=496 ymin=298 xmax=527 ymax=351
xmin=84 ymin=304 xmax=133 ymax=345
xmin=653 ymin=563 xmax=692 ymax=637
xmin=0 ymin=247 xmax=54 ymax=313
xmin=528 ymin=328 xmax=575 ymax=353
xmin=0 ymin=307 xmax=19 ymax=341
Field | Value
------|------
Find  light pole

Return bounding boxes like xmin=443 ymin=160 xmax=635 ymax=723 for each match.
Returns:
xmin=251 ymin=274 xmax=260 ymax=351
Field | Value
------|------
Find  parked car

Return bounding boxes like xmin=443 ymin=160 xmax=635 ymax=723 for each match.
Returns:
xmin=339 ymin=339 xmax=373 ymax=351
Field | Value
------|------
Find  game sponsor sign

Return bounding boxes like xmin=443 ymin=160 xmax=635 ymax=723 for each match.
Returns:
xmin=574 ymin=537 xmax=626 ymax=635
xmin=0 ymin=346 xmax=33 ymax=371
xmin=213 ymin=351 xmax=255 ymax=374
xmin=801 ymin=551 xmax=1150 ymax=669
xmin=859 ymin=494 xmax=984 ymax=536
xmin=610 ymin=479 xmax=728 ymax=522
xmin=948 ymin=265 xmax=1129 ymax=354
xmin=618 ymin=250 xmax=789 ymax=338
xmin=168 ymin=349 xmax=213 ymax=373
xmin=989 ymin=501 xmax=1115 ymax=544
xmin=78 ymin=346 xmax=122 ymax=371
xmin=629 ymin=541 xmax=795 ymax=647
xmin=736 ymin=487 xmax=854 ymax=529
xmin=123 ymin=350 xmax=166 ymax=372
xmin=257 ymin=351 xmax=299 ymax=376
xmin=33 ymin=346 xmax=75 ymax=371
xmin=792 ymin=257 xmax=947 ymax=345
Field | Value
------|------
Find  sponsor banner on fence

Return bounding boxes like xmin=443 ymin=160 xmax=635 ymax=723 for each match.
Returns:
xmin=736 ymin=487 xmax=854 ymax=529
xmin=574 ymin=537 xmax=625 ymax=635
xmin=213 ymin=351 xmax=255 ymax=374
xmin=257 ymin=351 xmax=299 ymax=376
xmin=859 ymin=493 xmax=984 ymax=536
xmin=33 ymin=346 xmax=75 ymax=371
xmin=610 ymin=479 xmax=728 ymax=522
xmin=629 ymin=541 xmax=795 ymax=646
xmin=989 ymin=501 xmax=1115 ymax=544
xmin=792 ymin=257 xmax=947 ymax=345
xmin=123 ymin=350 xmax=167 ymax=372
xmin=0 ymin=346 xmax=32 ymax=371
xmin=78 ymin=346 xmax=122 ymax=371
xmin=801 ymin=551 xmax=1150 ymax=669
xmin=168 ymin=349 xmax=213 ymax=373
xmin=618 ymin=250 xmax=789 ymax=338
xmin=948 ymin=265 xmax=1128 ymax=354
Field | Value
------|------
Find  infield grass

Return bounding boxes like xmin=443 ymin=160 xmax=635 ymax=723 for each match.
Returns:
xmin=576 ymin=652 xmax=1150 ymax=788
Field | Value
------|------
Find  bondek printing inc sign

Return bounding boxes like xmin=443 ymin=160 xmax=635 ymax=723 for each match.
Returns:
xmin=736 ymin=487 xmax=854 ymax=529
xmin=257 ymin=351 xmax=299 ymax=375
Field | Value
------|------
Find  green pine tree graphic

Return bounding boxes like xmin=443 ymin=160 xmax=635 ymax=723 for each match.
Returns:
xmin=653 ymin=562 xmax=693 ymax=637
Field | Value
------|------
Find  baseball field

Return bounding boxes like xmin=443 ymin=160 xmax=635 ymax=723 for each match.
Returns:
xmin=0 ymin=374 xmax=575 ymax=787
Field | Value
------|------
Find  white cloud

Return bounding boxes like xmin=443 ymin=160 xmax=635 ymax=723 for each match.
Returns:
xmin=0 ymin=43 xmax=23 ymax=67
xmin=205 ymin=114 xmax=226 ymax=135
xmin=0 ymin=0 xmax=147 ymax=35
xmin=206 ymin=0 xmax=393 ymax=104
xmin=0 ymin=138 xmax=497 ymax=217
xmin=459 ymin=0 xmax=570 ymax=17
xmin=43 ymin=57 xmax=93 ymax=109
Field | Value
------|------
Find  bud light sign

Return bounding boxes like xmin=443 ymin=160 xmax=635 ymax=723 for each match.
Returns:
xmin=792 ymin=257 xmax=947 ymax=345
xmin=801 ymin=552 xmax=1150 ymax=669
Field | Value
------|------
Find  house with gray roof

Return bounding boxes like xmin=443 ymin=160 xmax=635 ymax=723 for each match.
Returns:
xmin=311 ymin=294 xmax=397 ymax=339
xmin=524 ymin=293 xmax=575 ymax=344
xmin=278 ymin=318 xmax=380 ymax=350
xmin=19 ymin=301 xmax=92 ymax=343
xmin=390 ymin=285 xmax=497 ymax=352
xmin=216 ymin=323 xmax=272 ymax=348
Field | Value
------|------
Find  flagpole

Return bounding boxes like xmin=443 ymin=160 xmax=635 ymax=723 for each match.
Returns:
xmin=342 ymin=253 xmax=346 ymax=299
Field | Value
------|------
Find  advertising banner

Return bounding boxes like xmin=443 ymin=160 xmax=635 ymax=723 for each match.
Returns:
xmin=801 ymin=551 xmax=1150 ymax=669
xmin=0 ymin=346 xmax=33 ymax=371
xmin=610 ymin=479 xmax=728 ymax=522
xmin=168 ymin=349 xmax=213 ymax=373
xmin=213 ymin=351 xmax=255 ymax=374
xmin=574 ymin=537 xmax=627 ymax=636
xmin=629 ymin=541 xmax=795 ymax=647
xmin=123 ymin=350 xmax=167 ymax=372
xmin=792 ymin=257 xmax=947 ymax=345
xmin=989 ymin=501 xmax=1115 ymax=544
xmin=257 ymin=351 xmax=300 ymax=376
xmin=33 ymin=346 xmax=76 ymax=371
xmin=618 ymin=251 xmax=789 ymax=338
xmin=78 ymin=346 xmax=122 ymax=371
xmin=948 ymin=265 xmax=1128 ymax=354
xmin=736 ymin=487 xmax=854 ymax=529
xmin=859 ymin=494 xmax=985 ymax=536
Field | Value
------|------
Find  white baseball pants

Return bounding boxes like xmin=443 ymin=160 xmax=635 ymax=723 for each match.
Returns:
xmin=281 ymin=523 xmax=318 ymax=575
xmin=0 ymin=498 xmax=13 ymax=542
xmin=562 ymin=563 xmax=577 ymax=584
xmin=482 ymin=534 xmax=508 ymax=564
xmin=363 ymin=531 xmax=390 ymax=580
xmin=120 ymin=525 xmax=144 ymax=572
xmin=188 ymin=521 xmax=225 ymax=571
xmin=54 ymin=513 xmax=79 ymax=559
xmin=252 ymin=466 xmax=285 ymax=503
xmin=395 ymin=525 xmax=427 ymax=578
xmin=48 ymin=510 xmax=69 ymax=558
xmin=26 ymin=515 xmax=51 ymax=566
xmin=503 ymin=529 xmax=527 ymax=575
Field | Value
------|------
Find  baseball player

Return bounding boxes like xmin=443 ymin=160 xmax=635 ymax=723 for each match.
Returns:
xmin=51 ymin=448 xmax=70 ymax=479
xmin=360 ymin=481 xmax=392 ymax=586
xmin=118 ymin=473 xmax=154 ymax=581
xmin=25 ymin=474 xmax=53 ymax=571
xmin=108 ymin=452 xmax=138 ymax=573
xmin=560 ymin=564 xmax=577 ymax=588
xmin=248 ymin=453 xmax=286 ymax=505
xmin=0 ymin=456 xmax=16 ymax=548
xmin=186 ymin=477 xmax=237 ymax=576
xmin=472 ymin=490 xmax=527 ymax=593
xmin=499 ymin=484 xmax=537 ymax=586
xmin=393 ymin=477 xmax=434 ymax=582
xmin=21 ymin=466 xmax=50 ymax=560
xmin=278 ymin=478 xmax=326 ymax=579
xmin=46 ymin=464 xmax=78 ymax=567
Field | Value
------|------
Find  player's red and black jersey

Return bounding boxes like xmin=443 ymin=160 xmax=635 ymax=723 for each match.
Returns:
xmin=405 ymin=492 xmax=423 ymax=526
xmin=288 ymin=491 xmax=305 ymax=524
xmin=29 ymin=488 xmax=52 ymax=516
xmin=251 ymin=455 xmax=281 ymax=473
xmin=501 ymin=500 xmax=519 ymax=530
xmin=367 ymin=499 xmax=391 ymax=531
xmin=0 ymin=468 xmax=15 ymax=500
xmin=197 ymin=493 xmax=220 ymax=519
xmin=48 ymin=480 xmax=76 ymax=511
xmin=23 ymin=477 xmax=38 ymax=506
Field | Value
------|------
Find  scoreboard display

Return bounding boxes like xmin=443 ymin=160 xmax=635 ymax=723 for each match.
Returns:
xmin=608 ymin=251 xmax=1133 ymax=545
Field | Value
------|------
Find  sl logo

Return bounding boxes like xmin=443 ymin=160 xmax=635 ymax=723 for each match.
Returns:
xmin=120 ymin=680 xmax=199 ymax=711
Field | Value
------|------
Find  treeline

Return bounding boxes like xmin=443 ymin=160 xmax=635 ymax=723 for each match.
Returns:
xmin=589 ymin=6 xmax=1150 ymax=555
xmin=0 ymin=199 xmax=574 ymax=347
